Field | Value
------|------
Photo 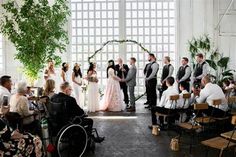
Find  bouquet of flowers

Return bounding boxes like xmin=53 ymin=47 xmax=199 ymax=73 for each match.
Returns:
xmin=87 ymin=76 xmax=98 ymax=83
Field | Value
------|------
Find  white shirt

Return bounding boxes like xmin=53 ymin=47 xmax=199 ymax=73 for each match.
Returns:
xmin=0 ymin=86 xmax=11 ymax=106
xmin=157 ymin=86 xmax=179 ymax=109
xmin=177 ymin=90 xmax=190 ymax=109
xmin=196 ymin=83 xmax=228 ymax=111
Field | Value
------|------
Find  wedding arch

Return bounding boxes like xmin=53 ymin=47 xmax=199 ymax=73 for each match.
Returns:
xmin=88 ymin=39 xmax=151 ymax=63
xmin=88 ymin=39 xmax=150 ymax=101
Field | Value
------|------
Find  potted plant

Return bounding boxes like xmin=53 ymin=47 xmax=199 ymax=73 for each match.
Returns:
xmin=188 ymin=35 xmax=235 ymax=85
xmin=0 ymin=0 xmax=70 ymax=84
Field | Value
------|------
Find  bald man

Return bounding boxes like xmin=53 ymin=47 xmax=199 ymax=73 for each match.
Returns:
xmin=194 ymin=76 xmax=228 ymax=117
xmin=115 ymin=58 xmax=129 ymax=106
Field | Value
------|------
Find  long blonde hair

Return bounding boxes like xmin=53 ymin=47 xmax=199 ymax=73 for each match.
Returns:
xmin=43 ymin=79 xmax=55 ymax=96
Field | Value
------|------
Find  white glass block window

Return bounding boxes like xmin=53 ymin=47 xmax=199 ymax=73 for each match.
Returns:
xmin=0 ymin=34 xmax=3 ymax=72
xmin=71 ymin=0 xmax=120 ymax=88
xmin=125 ymin=0 xmax=176 ymax=94
xmin=70 ymin=0 xmax=176 ymax=95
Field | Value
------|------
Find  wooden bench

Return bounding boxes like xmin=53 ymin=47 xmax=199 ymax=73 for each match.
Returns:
xmin=201 ymin=116 xmax=236 ymax=157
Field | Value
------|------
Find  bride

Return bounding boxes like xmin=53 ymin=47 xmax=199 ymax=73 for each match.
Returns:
xmin=100 ymin=60 xmax=124 ymax=111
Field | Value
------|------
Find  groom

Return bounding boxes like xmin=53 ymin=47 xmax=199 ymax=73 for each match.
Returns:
xmin=121 ymin=57 xmax=137 ymax=112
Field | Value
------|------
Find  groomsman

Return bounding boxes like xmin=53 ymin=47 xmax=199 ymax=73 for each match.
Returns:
xmin=144 ymin=62 xmax=151 ymax=105
xmin=145 ymin=53 xmax=159 ymax=109
xmin=160 ymin=56 xmax=174 ymax=98
xmin=193 ymin=53 xmax=209 ymax=85
xmin=176 ymin=57 xmax=191 ymax=92
xmin=115 ymin=58 xmax=129 ymax=106
xmin=122 ymin=57 xmax=137 ymax=112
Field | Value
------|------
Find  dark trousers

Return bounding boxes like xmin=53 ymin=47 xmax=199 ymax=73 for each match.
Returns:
xmin=145 ymin=82 xmax=150 ymax=103
xmin=203 ymin=106 xmax=226 ymax=118
xmin=186 ymin=105 xmax=226 ymax=119
xmin=147 ymin=79 xmax=157 ymax=107
xmin=121 ymin=83 xmax=129 ymax=104
xmin=159 ymin=81 xmax=168 ymax=98
xmin=80 ymin=118 xmax=94 ymax=136
xmin=151 ymin=106 xmax=178 ymax=125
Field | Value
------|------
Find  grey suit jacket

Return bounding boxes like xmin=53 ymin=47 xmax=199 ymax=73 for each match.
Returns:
xmin=124 ymin=65 xmax=137 ymax=87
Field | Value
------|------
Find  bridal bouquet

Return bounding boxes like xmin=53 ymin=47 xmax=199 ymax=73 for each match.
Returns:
xmin=87 ymin=76 xmax=98 ymax=82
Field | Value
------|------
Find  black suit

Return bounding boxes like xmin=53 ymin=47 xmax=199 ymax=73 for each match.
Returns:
xmin=51 ymin=92 xmax=93 ymax=135
xmin=115 ymin=64 xmax=129 ymax=104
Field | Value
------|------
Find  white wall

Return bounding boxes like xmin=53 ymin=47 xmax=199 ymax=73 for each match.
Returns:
xmin=1 ymin=0 xmax=236 ymax=82
xmin=178 ymin=0 xmax=215 ymax=59
xmin=178 ymin=0 xmax=236 ymax=74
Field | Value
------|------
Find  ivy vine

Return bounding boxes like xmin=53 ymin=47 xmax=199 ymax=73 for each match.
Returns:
xmin=88 ymin=39 xmax=151 ymax=63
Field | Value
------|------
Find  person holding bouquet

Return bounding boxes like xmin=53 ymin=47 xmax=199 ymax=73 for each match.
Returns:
xmin=86 ymin=63 xmax=99 ymax=112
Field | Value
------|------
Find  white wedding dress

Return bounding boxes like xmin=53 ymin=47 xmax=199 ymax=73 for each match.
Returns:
xmin=100 ymin=68 xmax=124 ymax=111
xmin=72 ymin=75 xmax=82 ymax=107
xmin=87 ymin=72 xmax=100 ymax=112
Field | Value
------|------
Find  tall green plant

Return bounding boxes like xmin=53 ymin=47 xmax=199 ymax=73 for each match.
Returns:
xmin=0 ymin=0 xmax=70 ymax=82
xmin=188 ymin=35 xmax=235 ymax=84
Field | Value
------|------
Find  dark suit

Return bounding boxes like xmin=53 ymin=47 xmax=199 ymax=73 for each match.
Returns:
xmin=51 ymin=92 xmax=93 ymax=135
xmin=115 ymin=64 xmax=129 ymax=104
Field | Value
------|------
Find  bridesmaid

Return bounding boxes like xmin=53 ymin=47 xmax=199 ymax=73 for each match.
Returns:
xmin=61 ymin=62 xmax=69 ymax=83
xmin=44 ymin=60 xmax=56 ymax=81
xmin=72 ymin=63 xmax=83 ymax=106
xmin=86 ymin=63 xmax=99 ymax=112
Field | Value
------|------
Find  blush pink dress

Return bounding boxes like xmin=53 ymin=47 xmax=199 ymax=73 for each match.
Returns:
xmin=100 ymin=68 xmax=124 ymax=111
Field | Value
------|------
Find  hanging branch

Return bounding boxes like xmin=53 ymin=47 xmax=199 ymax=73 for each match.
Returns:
xmin=88 ymin=39 xmax=150 ymax=63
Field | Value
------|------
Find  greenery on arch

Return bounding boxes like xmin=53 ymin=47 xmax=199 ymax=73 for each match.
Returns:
xmin=88 ymin=39 xmax=151 ymax=63
xmin=0 ymin=0 xmax=70 ymax=82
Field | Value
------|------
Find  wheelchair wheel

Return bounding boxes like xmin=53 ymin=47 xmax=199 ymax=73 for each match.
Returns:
xmin=57 ymin=124 xmax=88 ymax=157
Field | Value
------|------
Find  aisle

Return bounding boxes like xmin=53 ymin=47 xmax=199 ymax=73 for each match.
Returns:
xmin=83 ymin=99 xmax=223 ymax=157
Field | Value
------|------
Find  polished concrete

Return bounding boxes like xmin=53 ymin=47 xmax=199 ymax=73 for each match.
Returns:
xmin=84 ymin=99 xmax=235 ymax=157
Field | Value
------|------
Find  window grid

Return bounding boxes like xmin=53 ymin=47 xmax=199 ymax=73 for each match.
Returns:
xmin=71 ymin=0 xmax=120 ymax=88
xmin=126 ymin=0 xmax=175 ymax=94
xmin=0 ymin=34 xmax=3 ymax=72
xmin=70 ymin=0 xmax=176 ymax=95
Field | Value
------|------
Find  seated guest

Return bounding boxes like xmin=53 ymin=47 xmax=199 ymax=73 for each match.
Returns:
xmin=9 ymin=81 xmax=41 ymax=135
xmin=150 ymin=77 xmax=179 ymax=129
xmin=0 ymin=75 xmax=12 ymax=106
xmin=43 ymin=79 xmax=56 ymax=98
xmin=0 ymin=118 xmax=43 ymax=157
xmin=25 ymin=86 xmax=36 ymax=110
xmin=177 ymin=81 xmax=190 ymax=109
xmin=194 ymin=75 xmax=228 ymax=117
xmin=223 ymin=79 xmax=236 ymax=96
xmin=51 ymin=82 xmax=104 ymax=143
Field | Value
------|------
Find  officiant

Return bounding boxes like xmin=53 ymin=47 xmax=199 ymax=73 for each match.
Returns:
xmin=115 ymin=58 xmax=129 ymax=106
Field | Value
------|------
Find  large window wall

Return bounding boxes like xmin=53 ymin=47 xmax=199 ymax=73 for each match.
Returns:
xmin=0 ymin=34 xmax=3 ymax=74
xmin=70 ymin=0 xmax=176 ymax=94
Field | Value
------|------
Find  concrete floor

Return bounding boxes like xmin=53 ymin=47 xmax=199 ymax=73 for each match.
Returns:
xmin=84 ymin=99 xmax=235 ymax=157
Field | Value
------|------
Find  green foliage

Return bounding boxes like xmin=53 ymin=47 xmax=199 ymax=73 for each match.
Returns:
xmin=188 ymin=35 xmax=235 ymax=84
xmin=0 ymin=0 xmax=70 ymax=81
xmin=88 ymin=39 xmax=150 ymax=63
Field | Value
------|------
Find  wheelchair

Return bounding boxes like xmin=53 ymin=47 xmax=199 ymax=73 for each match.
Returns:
xmin=45 ymin=100 xmax=92 ymax=157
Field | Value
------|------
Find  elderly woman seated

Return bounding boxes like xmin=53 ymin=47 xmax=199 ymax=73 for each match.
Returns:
xmin=0 ymin=118 xmax=43 ymax=157
xmin=9 ymin=81 xmax=41 ymax=136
